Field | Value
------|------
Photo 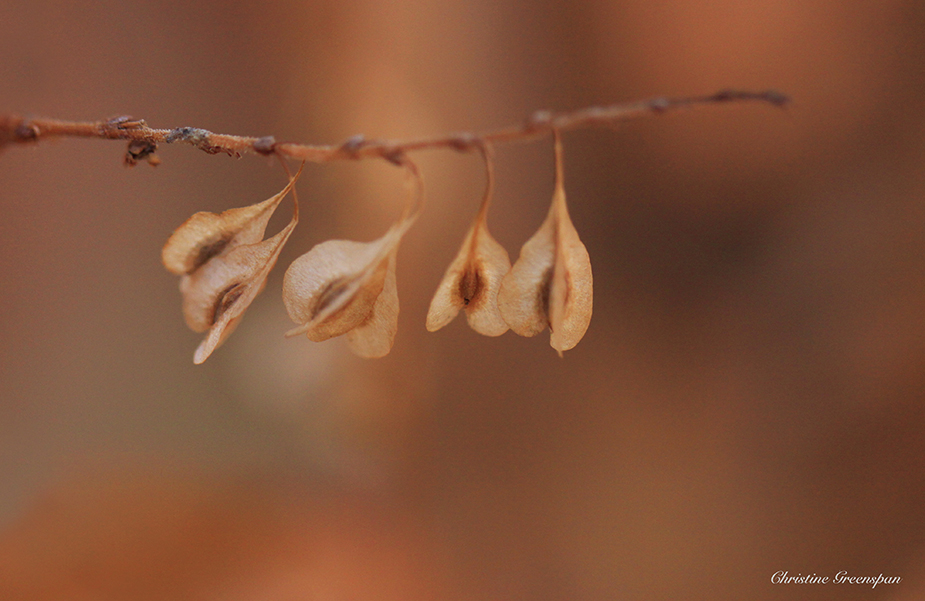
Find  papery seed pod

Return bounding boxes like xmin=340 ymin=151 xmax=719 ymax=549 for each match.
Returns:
xmin=282 ymin=224 xmax=405 ymax=358
xmin=162 ymin=178 xmax=296 ymax=276
xmin=498 ymin=132 xmax=592 ymax=354
xmin=426 ymin=143 xmax=511 ymax=336
xmin=283 ymin=162 xmax=421 ymax=358
xmin=163 ymin=164 xmax=303 ymax=364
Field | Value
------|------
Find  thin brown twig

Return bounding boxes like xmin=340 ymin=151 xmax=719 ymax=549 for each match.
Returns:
xmin=0 ymin=90 xmax=788 ymax=167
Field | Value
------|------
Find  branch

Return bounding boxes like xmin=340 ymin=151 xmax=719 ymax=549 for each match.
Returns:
xmin=0 ymin=90 xmax=788 ymax=166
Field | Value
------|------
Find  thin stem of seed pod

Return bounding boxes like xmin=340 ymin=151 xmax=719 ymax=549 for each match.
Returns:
xmin=397 ymin=155 xmax=425 ymax=223
xmin=552 ymin=128 xmax=564 ymax=195
xmin=0 ymin=90 xmax=788 ymax=167
xmin=475 ymin=141 xmax=496 ymax=223
xmin=277 ymin=157 xmax=305 ymax=224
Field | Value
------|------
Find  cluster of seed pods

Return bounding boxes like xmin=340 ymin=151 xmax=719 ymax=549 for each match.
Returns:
xmin=162 ymin=133 xmax=592 ymax=363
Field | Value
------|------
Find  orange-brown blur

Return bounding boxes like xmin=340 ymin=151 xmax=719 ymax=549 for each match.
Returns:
xmin=2 ymin=1 xmax=924 ymax=599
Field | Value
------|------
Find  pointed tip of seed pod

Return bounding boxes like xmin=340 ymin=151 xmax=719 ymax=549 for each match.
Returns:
xmin=284 ymin=322 xmax=311 ymax=338
xmin=193 ymin=339 xmax=212 ymax=365
xmin=193 ymin=350 xmax=207 ymax=365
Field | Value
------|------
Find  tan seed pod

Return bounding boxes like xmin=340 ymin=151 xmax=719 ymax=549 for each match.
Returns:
xmin=426 ymin=144 xmax=511 ymax=336
xmin=163 ymin=165 xmax=303 ymax=364
xmin=161 ymin=176 xmax=298 ymax=276
xmin=283 ymin=162 xmax=421 ymax=358
xmin=283 ymin=219 xmax=411 ymax=358
xmin=497 ymin=132 xmax=592 ymax=354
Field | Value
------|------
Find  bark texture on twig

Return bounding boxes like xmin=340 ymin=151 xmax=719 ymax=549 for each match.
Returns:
xmin=0 ymin=90 xmax=788 ymax=166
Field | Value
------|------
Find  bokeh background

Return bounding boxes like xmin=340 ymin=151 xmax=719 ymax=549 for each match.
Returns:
xmin=2 ymin=1 xmax=924 ymax=599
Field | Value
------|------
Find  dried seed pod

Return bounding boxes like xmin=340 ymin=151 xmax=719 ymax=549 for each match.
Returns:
xmin=498 ymin=132 xmax=592 ymax=354
xmin=426 ymin=144 xmax=511 ymax=336
xmin=282 ymin=224 xmax=406 ymax=358
xmin=283 ymin=163 xmax=421 ymax=358
xmin=163 ymin=165 xmax=303 ymax=364
xmin=162 ymin=178 xmax=296 ymax=276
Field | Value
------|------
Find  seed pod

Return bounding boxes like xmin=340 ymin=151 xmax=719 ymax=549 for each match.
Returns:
xmin=498 ymin=132 xmax=592 ymax=354
xmin=283 ymin=218 xmax=411 ymax=358
xmin=162 ymin=178 xmax=296 ymax=276
xmin=162 ymin=165 xmax=303 ymax=363
xmin=283 ymin=162 xmax=421 ymax=358
xmin=426 ymin=144 xmax=510 ymax=336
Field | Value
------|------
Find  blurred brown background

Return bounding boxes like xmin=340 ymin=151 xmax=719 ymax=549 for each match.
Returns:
xmin=2 ymin=0 xmax=924 ymax=599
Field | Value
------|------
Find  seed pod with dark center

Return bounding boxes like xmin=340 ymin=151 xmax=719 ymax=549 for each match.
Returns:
xmin=162 ymin=165 xmax=303 ymax=363
xmin=426 ymin=144 xmax=510 ymax=336
xmin=497 ymin=133 xmax=592 ymax=354
xmin=282 ymin=163 xmax=421 ymax=358
xmin=283 ymin=217 xmax=411 ymax=358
